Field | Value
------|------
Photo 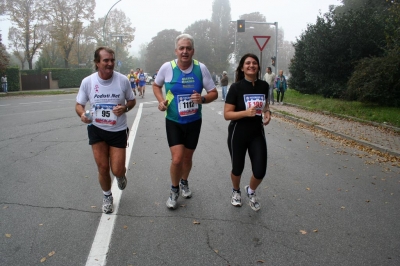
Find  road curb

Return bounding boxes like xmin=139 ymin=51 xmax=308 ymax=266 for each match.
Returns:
xmin=272 ymin=111 xmax=400 ymax=158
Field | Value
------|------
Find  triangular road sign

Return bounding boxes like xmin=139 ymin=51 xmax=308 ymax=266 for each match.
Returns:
xmin=253 ymin=36 xmax=271 ymax=51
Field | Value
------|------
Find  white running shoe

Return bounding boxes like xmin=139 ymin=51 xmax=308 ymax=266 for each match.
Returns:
xmin=166 ymin=190 xmax=179 ymax=209
xmin=102 ymin=195 xmax=113 ymax=214
xmin=179 ymin=181 xmax=192 ymax=198
xmin=231 ymin=190 xmax=242 ymax=207
xmin=245 ymin=185 xmax=260 ymax=211
xmin=116 ymin=175 xmax=127 ymax=190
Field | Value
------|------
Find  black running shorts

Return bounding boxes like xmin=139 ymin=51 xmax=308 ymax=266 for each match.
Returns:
xmin=87 ymin=124 xmax=129 ymax=148
xmin=165 ymin=118 xmax=202 ymax=149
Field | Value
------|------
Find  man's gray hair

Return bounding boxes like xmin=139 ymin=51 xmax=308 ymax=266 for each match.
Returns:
xmin=175 ymin=33 xmax=194 ymax=49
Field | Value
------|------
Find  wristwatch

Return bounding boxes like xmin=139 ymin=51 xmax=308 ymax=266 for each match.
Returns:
xmin=125 ymin=106 xmax=129 ymax=112
xmin=201 ymin=96 xmax=206 ymax=104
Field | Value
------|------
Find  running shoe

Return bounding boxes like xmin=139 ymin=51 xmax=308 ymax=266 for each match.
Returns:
xmin=102 ymin=195 xmax=113 ymax=214
xmin=166 ymin=190 xmax=179 ymax=209
xmin=179 ymin=181 xmax=192 ymax=198
xmin=231 ymin=190 xmax=242 ymax=207
xmin=116 ymin=175 xmax=127 ymax=190
xmin=245 ymin=185 xmax=260 ymax=211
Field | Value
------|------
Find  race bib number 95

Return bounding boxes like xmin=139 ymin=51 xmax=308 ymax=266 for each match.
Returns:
xmin=94 ymin=103 xmax=117 ymax=126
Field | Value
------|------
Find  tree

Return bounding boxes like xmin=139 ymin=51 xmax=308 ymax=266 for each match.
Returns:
xmin=0 ymin=42 xmax=10 ymax=72
xmin=45 ymin=0 xmax=95 ymax=68
xmin=184 ymin=20 xmax=214 ymax=68
xmin=145 ymin=29 xmax=181 ymax=74
xmin=289 ymin=4 xmax=386 ymax=98
xmin=4 ymin=0 xmax=47 ymax=69
xmin=209 ymin=0 xmax=232 ymax=73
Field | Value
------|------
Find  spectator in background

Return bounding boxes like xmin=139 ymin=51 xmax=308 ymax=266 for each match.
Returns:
xmin=220 ymin=71 xmax=229 ymax=101
xmin=274 ymin=70 xmax=287 ymax=105
xmin=1 ymin=74 xmax=7 ymax=93
xmin=263 ymin=67 xmax=276 ymax=105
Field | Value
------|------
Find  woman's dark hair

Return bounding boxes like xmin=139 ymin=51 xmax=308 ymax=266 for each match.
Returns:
xmin=235 ymin=53 xmax=260 ymax=82
xmin=93 ymin=46 xmax=115 ymax=70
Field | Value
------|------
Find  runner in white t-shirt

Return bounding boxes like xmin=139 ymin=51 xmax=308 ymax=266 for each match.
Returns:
xmin=75 ymin=47 xmax=136 ymax=214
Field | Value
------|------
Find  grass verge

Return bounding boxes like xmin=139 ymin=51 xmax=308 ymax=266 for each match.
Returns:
xmin=282 ymin=89 xmax=400 ymax=128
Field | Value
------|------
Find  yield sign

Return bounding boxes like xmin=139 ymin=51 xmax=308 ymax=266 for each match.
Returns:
xmin=253 ymin=36 xmax=271 ymax=51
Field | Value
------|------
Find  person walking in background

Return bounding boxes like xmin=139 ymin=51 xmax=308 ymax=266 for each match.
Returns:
xmin=220 ymin=71 xmax=229 ymax=101
xmin=127 ymin=69 xmax=137 ymax=96
xmin=153 ymin=33 xmax=218 ymax=210
xmin=137 ymin=69 xmax=146 ymax=98
xmin=274 ymin=70 xmax=287 ymax=105
xmin=1 ymin=74 xmax=7 ymax=93
xmin=224 ymin=53 xmax=271 ymax=211
xmin=75 ymin=46 xmax=136 ymax=214
xmin=263 ymin=67 xmax=275 ymax=105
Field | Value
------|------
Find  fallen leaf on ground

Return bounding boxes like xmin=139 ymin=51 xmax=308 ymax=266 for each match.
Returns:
xmin=123 ymin=225 xmax=128 ymax=229
xmin=256 ymin=260 xmax=265 ymax=263
xmin=91 ymin=206 xmax=96 ymax=208
xmin=3 ymin=206 xmax=8 ymax=209
xmin=193 ymin=220 xmax=200 ymax=225
xmin=341 ymin=206 xmax=345 ymax=209
xmin=40 ymin=257 xmax=46 ymax=263
xmin=306 ymin=187 xmax=311 ymax=191
xmin=5 ymin=234 xmax=11 ymax=238
xmin=299 ymin=230 xmax=307 ymax=235
xmin=48 ymin=251 xmax=55 ymax=257
xmin=313 ymin=229 xmax=318 ymax=233
xmin=214 ymin=249 xmax=219 ymax=253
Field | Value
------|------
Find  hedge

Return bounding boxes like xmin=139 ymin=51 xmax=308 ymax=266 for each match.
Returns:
xmin=1 ymin=67 xmax=20 ymax=92
xmin=43 ymin=68 xmax=93 ymax=88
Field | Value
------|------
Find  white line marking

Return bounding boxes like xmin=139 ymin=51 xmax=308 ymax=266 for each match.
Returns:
xmin=85 ymin=103 xmax=144 ymax=266
xmin=19 ymin=101 xmax=52 ymax=105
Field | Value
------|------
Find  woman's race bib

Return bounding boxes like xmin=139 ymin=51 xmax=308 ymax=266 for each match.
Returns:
xmin=243 ymin=94 xmax=265 ymax=116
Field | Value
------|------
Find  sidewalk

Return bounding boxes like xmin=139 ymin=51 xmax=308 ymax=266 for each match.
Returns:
xmin=270 ymin=103 xmax=400 ymax=158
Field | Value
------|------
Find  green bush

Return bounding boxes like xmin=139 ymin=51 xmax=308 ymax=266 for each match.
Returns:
xmin=346 ymin=49 xmax=400 ymax=107
xmin=2 ymin=67 xmax=20 ymax=92
xmin=43 ymin=68 xmax=93 ymax=88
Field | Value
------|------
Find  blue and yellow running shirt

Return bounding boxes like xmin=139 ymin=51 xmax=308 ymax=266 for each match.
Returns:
xmin=155 ymin=59 xmax=215 ymax=124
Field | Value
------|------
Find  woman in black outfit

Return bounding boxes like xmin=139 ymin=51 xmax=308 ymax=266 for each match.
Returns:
xmin=224 ymin=53 xmax=271 ymax=211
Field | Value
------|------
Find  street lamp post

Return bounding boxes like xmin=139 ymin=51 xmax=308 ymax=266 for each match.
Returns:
xmin=102 ymin=0 xmax=122 ymax=46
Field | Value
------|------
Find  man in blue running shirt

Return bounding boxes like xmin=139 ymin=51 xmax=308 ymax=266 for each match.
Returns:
xmin=153 ymin=33 xmax=218 ymax=209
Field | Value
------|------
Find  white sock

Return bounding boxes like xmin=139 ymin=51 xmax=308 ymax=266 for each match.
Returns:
xmin=103 ymin=190 xmax=112 ymax=197
xmin=247 ymin=187 xmax=255 ymax=195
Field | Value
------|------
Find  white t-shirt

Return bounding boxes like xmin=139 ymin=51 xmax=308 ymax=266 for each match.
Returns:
xmin=263 ymin=72 xmax=275 ymax=87
xmin=76 ymin=71 xmax=135 ymax=132
xmin=154 ymin=59 xmax=216 ymax=92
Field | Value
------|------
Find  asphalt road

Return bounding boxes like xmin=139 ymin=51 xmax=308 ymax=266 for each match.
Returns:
xmin=0 ymin=87 xmax=399 ymax=265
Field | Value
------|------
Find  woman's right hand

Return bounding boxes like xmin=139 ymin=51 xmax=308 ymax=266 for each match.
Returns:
xmin=247 ymin=106 xmax=257 ymax=117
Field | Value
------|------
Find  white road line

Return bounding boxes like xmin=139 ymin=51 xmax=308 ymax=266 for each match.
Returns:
xmin=85 ymin=103 xmax=144 ymax=266
xmin=19 ymin=101 xmax=52 ymax=105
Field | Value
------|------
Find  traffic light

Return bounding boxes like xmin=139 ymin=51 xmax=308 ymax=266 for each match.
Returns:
xmin=237 ymin=20 xmax=245 ymax=32
xmin=271 ymin=56 xmax=276 ymax=67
